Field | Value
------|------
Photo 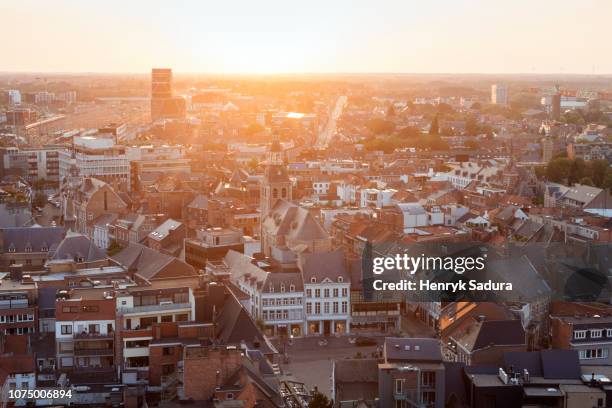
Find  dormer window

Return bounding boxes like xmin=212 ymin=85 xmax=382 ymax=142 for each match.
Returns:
xmin=41 ymin=246 xmax=48 ymax=252
xmin=280 ymin=285 xmax=285 ymax=293
xmin=8 ymin=245 xmax=15 ymax=253
xmin=269 ymin=285 xmax=274 ymax=293
xmin=337 ymin=276 xmax=343 ymax=283
xmin=310 ymin=277 xmax=316 ymax=283
xmin=25 ymin=245 xmax=32 ymax=253
xmin=289 ymin=284 xmax=295 ymax=292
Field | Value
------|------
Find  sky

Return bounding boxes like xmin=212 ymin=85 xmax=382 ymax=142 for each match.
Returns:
xmin=1 ymin=0 xmax=611 ymax=74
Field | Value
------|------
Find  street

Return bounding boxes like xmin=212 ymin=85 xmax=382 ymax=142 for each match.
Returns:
xmin=315 ymin=95 xmax=347 ymax=148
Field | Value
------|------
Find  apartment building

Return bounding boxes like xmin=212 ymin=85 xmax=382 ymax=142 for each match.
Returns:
xmin=0 ymin=271 xmax=37 ymax=335
xmin=127 ymin=144 xmax=190 ymax=192
xmin=551 ymin=315 xmax=612 ymax=365
xmin=379 ymin=337 xmax=445 ymax=408
xmin=116 ymin=282 xmax=196 ymax=375
xmin=55 ymin=289 xmax=117 ymax=376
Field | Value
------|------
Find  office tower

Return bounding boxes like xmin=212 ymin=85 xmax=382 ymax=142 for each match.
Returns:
xmin=150 ymin=68 xmax=186 ymax=121
xmin=8 ymin=90 xmax=21 ymax=106
xmin=551 ymin=93 xmax=561 ymax=120
xmin=491 ymin=84 xmax=508 ymax=105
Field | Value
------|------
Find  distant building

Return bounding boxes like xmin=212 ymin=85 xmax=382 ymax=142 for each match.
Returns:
xmin=7 ymin=89 xmax=21 ymax=106
xmin=150 ymin=68 xmax=186 ymax=121
xmin=491 ymin=84 xmax=508 ymax=105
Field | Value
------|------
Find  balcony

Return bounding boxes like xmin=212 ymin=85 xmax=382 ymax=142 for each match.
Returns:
xmin=74 ymin=332 xmax=114 ymax=340
xmin=118 ymin=302 xmax=191 ymax=316
xmin=122 ymin=328 xmax=153 ymax=338
xmin=74 ymin=348 xmax=114 ymax=357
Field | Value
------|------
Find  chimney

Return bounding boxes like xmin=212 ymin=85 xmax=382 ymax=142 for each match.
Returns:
xmin=9 ymin=264 xmax=23 ymax=281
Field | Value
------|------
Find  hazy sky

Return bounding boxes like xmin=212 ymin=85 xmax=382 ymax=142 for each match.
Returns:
xmin=1 ymin=0 xmax=611 ymax=74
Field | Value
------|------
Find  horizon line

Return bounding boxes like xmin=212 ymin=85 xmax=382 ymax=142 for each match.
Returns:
xmin=1 ymin=70 xmax=611 ymax=78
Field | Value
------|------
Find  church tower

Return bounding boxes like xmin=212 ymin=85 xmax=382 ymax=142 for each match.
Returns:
xmin=260 ymin=135 xmax=292 ymax=219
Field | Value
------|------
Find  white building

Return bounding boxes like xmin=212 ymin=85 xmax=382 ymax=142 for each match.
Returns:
xmin=8 ymin=90 xmax=21 ymax=106
xmin=59 ymin=136 xmax=129 ymax=186
xmin=224 ymin=250 xmax=305 ymax=337
xmin=34 ymin=92 xmax=55 ymax=105
xmin=299 ymin=251 xmax=351 ymax=336
xmin=444 ymin=162 xmax=502 ymax=190
xmin=360 ymin=187 xmax=396 ymax=208
xmin=491 ymin=84 xmax=508 ymax=105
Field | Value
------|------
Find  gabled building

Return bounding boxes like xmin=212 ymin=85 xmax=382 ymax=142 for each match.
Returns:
xmin=0 ymin=226 xmax=65 ymax=271
xmin=298 ymin=251 xmax=351 ymax=335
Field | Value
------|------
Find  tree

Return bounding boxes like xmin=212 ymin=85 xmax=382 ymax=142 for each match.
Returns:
xmin=244 ymin=123 xmax=265 ymax=136
xmin=590 ymin=160 xmax=609 ymax=187
xmin=464 ymin=139 xmax=479 ymax=149
xmin=366 ymin=118 xmax=395 ymax=135
xmin=309 ymin=390 xmax=332 ymax=408
xmin=107 ymin=240 xmax=123 ymax=257
xmin=429 ymin=115 xmax=439 ymax=136
xmin=579 ymin=177 xmax=594 ymax=186
xmin=32 ymin=192 xmax=47 ymax=209
xmin=396 ymin=126 xmax=420 ymax=139
xmin=546 ymin=157 xmax=572 ymax=183
xmin=569 ymin=158 xmax=587 ymax=184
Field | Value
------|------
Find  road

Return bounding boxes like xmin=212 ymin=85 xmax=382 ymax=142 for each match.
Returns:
xmin=315 ymin=95 xmax=347 ymax=148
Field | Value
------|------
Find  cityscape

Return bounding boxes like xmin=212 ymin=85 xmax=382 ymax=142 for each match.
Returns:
xmin=1 ymin=2 xmax=612 ymax=408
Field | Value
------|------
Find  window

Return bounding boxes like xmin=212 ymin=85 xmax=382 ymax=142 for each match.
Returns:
xmin=315 ymin=303 xmax=321 ymax=314
xmin=306 ymin=303 xmax=312 ymax=315
xmin=342 ymin=288 xmax=348 ymax=297
xmin=306 ymin=289 xmax=312 ymax=298
xmin=337 ymin=276 xmax=343 ymax=283
xmin=333 ymin=288 xmax=339 ymax=297
xmin=607 ymin=329 xmax=612 ymax=338
xmin=289 ymin=284 xmax=295 ymax=292
xmin=315 ymin=289 xmax=321 ymax=298
xmin=333 ymin=302 xmax=338 ymax=314
xmin=342 ymin=301 xmax=348 ymax=314
xmin=162 ymin=347 xmax=173 ymax=356
xmin=272 ymin=188 xmax=278 ymax=199
xmin=395 ymin=379 xmax=403 ymax=394
xmin=226 ymin=393 xmax=234 ymax=400
xmin=421 ymin=372 xmax=436 ymax=387
xmin=574 ymin=330 xmax=587 ymax=339
xmin=280 ymin=285 xmax=285 ymax=293
xmin=324 ymin=302 xmax=330 ymax=314
xmin=579 ymin=348 xmax=609 ymax=360
xmin=269 ymin=285 xmax=274 ymax=293
xmin=61 ymin=325 xmax=72 ymax=335
xmin=592 ymin=329 xmax=603 ymax=339
xmin=324 ymin=289 xmax=330 ymax=298
xmin=310 ymin=277 xmax=316 ymax=283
